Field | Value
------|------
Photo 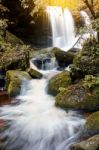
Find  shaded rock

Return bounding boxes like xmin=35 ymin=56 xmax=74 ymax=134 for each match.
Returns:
xmin=0 ymin=91 xmax=11 ymax=105
xmin=53 ymin=47 xmax=78 ymax=69
xmin=28 ymin=68 xmax=43 ymax=79
xmin=0 ymin=42 xmax=30 ymax=71
xmin=84 ymin=111 xmax=99 ymax=136
xmin=32 ymin=56 xmax=51 ymax=70
xmin=56 ymin=75 xmax=99 ymax=111
xmin=71 ymin=134 xmax=99 ymax=150
xmin=48 ymin=71 xmax=72 ymax=96
xmin=6 ymin=31 xmax=23 ymax=45
xmin=6 ymin=70 xmax=31 ymax=97
xmin=0 ymin=67 xmax=6 ymax=88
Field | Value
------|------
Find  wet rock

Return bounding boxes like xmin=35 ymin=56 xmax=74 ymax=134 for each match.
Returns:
xmin=84 ymin=111 xmax=99 ymax=136
xmin=0 ymin=91 xmax=11 ymax=105
xmin=6 ymin=70 xmax=31 ymax=97
xmin=71 ymin=134 xmax=99 ymax=150
xmin=56 ymin=75 xmax=99 ymax=111
xmin=28 ymin=68 xmax=43 ymax=79
xmin=32 ymin=56 xmax=51 ymax=70
xmin=48 ymin=71 xmax=72 ymax=96
xmin=53 ymin=47 xmax=78 ymax=68
xmin=0 ymin=68 xmax=6 ymax=89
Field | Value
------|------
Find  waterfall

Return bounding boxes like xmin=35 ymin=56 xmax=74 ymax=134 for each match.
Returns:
xmin=80 ymin=11 xmax=97 ymax=44
xmin=80 ymin=11 xmax=91 ymax=26
xmin=47 ymin=6 xmax=78 ymax=51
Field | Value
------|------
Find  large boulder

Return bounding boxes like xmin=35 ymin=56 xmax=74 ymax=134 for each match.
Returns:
xmin=53 ymin=47 xmax=78 ymax=69
xmin=6 ymin=70 xmax=31 ymax=97
xmin=0 ymin=39 xmax=30 ymax=71
xmin=71 ymin=134 xmax=99 ymax=150
xmin=48 ymin=71 xmax=72 ymax=96
xmin=71 ymin=39 xmax=99 ymax=80
xmin=84 ymin=111 xmax=99 ymax=136
xmin=56 ymin=75 xmax=99 ymax=111
xmin=27 ymin=68 xmax=43 ymax=79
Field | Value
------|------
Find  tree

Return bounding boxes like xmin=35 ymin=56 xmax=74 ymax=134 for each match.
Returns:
xmin=83 ymin=0 xmax=99 ymax=42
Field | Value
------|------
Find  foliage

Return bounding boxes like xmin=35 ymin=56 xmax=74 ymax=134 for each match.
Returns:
xmin=0 ymin=19 xmax=7 ymax=30
xmin=83 ymin=75 xmax=99 ymax=89
xmin=92 ymin=18 xmax=99 ymax=32
xmin=82 ymin=38 xmax=99 ymax=56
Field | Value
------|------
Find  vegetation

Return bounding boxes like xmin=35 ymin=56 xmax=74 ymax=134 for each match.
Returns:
xmin=0 ymin=0 xmax=99 ymax=149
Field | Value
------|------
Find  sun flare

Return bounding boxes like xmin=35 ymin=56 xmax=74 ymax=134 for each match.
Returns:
xmin=46 ymin=0 xmax=81 ymax=9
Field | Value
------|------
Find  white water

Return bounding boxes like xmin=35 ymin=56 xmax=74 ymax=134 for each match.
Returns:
xmin=47 ymin=6 xmax=78 ymax=51
xmin=0 ymin=62 xmax=85 ymax=150
xmin=80 ymin=11 xmax=97 ymax=45
xmin=47 ymin=7 xmax=97 ymax=51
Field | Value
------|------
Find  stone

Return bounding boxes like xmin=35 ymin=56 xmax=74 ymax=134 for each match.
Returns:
xmin=48 ymin=71 xmax=72 ymax=96
xmin=56 ymin=75 xmax=99 ymax=111
xmin=6 ymin=70 xmax=31 ymax=97
xmin=71 ymin=134 xmax=99 ymax=150
xmin=53 ymin=47 xmax=78 ymax=69
xmin=84 ymin=111 xmax=99 ymax=136
xmin=27 ymin=68 xmax=43 ymax=79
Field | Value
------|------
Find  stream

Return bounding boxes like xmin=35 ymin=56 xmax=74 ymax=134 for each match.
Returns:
xmin=0 ymin=60 xmax=85 ymax=150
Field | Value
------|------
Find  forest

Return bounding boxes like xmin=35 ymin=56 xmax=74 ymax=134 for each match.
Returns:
xmin=0 ymin=0 xmax=99 ymax=150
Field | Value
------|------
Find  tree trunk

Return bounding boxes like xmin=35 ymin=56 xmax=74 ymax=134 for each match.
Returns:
xmin=83 ymin=0 xmax=96 ymax=19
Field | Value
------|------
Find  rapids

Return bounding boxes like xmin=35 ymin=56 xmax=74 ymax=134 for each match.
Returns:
xmin=0 ymin=63 xmax=85 ymax=150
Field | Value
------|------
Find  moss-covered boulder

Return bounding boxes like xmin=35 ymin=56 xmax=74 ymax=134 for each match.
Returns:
xmin=48 ymin=71 xmax=72 ymax=96
xmin=56 ymin=75 xmax=99 ymax=111
xmin=84 ymin=111 xmax=99 ymax=136
xmin=71 ymin=39 xmax=99 ymax=80
xmin=53 ymin=47 xmax=78 ymax=69
xmin=6 ymin=70 xmax=31 ymax=97
xmin=71 ymin=134 xmax=99 ymax=150
xmin=0 ymin=38 xmax=31 ymax=71
xmin=27 ymin=68 xmax=43 ymax=79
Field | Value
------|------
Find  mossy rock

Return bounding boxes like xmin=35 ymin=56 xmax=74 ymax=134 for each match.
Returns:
xmin=84 ymin=111 xmax=99 ymax=136
xmin=48 ymin=71 xmax=72 ymax=96
xmin=71 ymin=39 xmax=99 ymax=80
xmin=6 ymin=31 xmax=23 ymax=45
xmin=71 ymin=134 xmax=99 ymax=150
xmin=27 ymin=68 xmax=43 ymax=79
xmin=56 ymin=76 xmax=99 ymax=111
xmin=52 ymin=47 xmax=78 ymax=68
xmin=0 ymin=38 xmax=31 ymax=71
xmin=6 ymin=70 xmax=31 ymax=97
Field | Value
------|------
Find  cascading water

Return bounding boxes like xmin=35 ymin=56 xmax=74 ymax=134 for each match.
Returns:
xmin=0 ymin=60 xmax=85 ymax=150
xmin=47 ymin=6 xmax=78 ymax=51
xmin=80 ymin=10 xmax=97 ymax=38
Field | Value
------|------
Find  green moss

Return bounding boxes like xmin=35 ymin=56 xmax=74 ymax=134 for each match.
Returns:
xmin=85 ymin=111 xmax=99 ymax=135
xmin=71 ymin=38 xmax=99 ymax=79
xmin=6 ymin=70 xmax=31 ymax=97
xmin=48 ymin=71 xmax=72 ymax=96
xmin=56 ymin=76 xmax=99 ymax=111
xmin=71 ymin=134 xmax=99 ymax=150
xmin=27 ymin=68 xmax=43 ymax=79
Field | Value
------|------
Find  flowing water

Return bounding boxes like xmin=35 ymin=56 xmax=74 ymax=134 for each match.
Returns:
xmin=47 ymin=6 xmax=78 ymax=51
xmin=47 ymin=6 xmax=97 ymax=51
xmin=80 ymin=10 xmax=97 ymax=39
xmin=0 ymin=60 xmax=85 ymax=150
